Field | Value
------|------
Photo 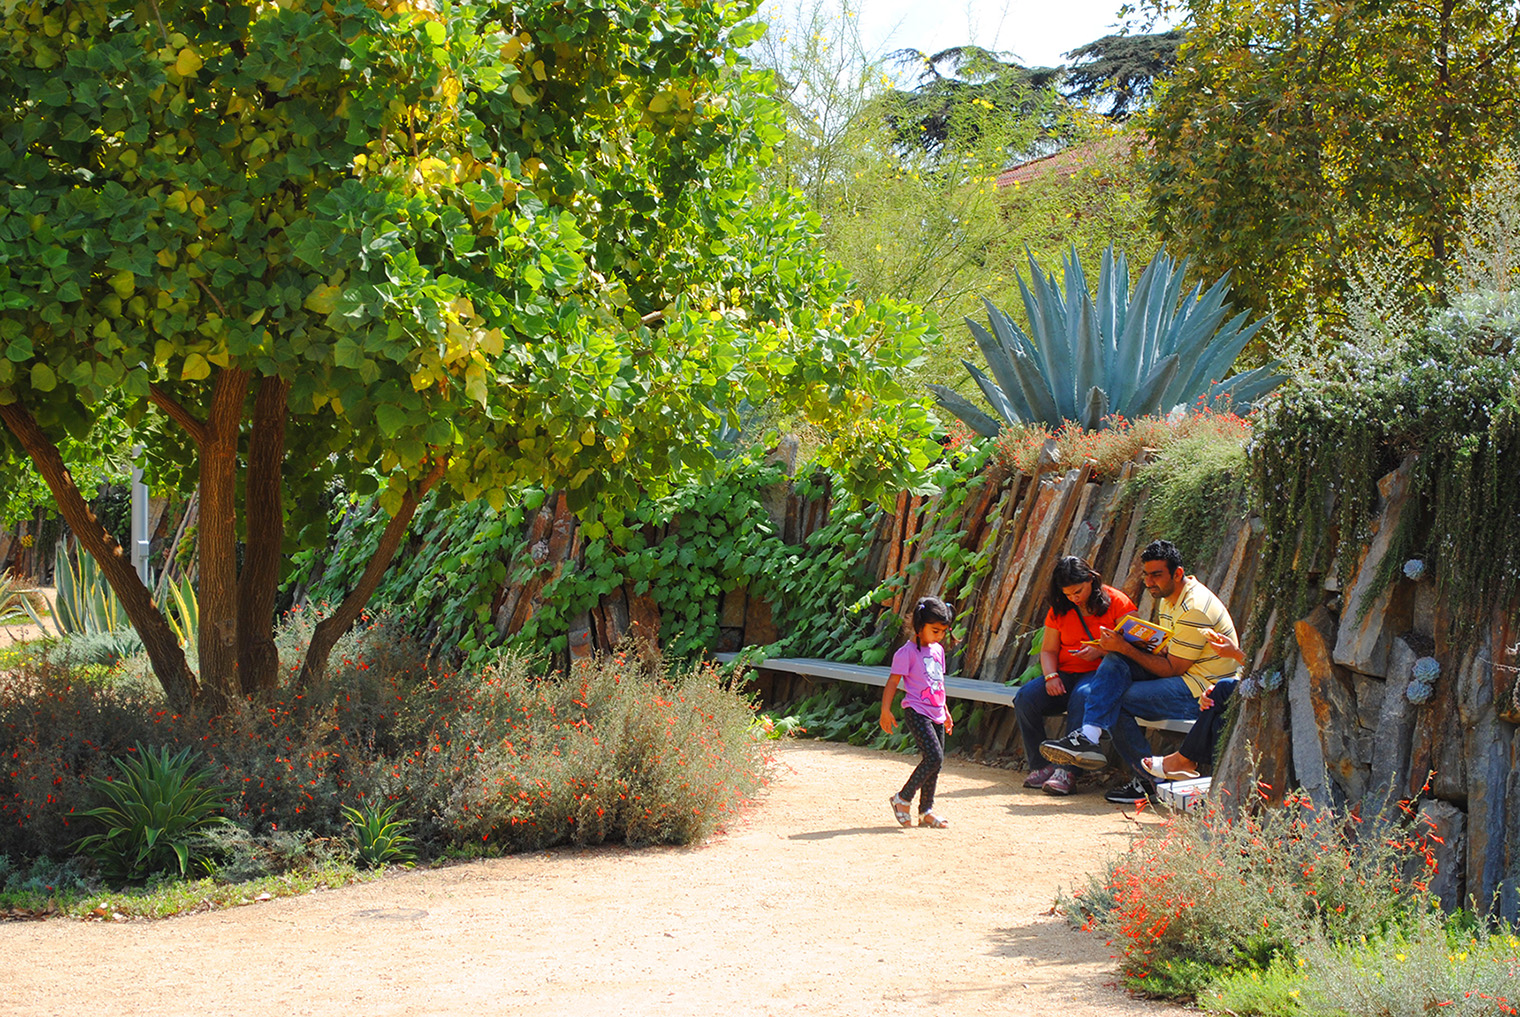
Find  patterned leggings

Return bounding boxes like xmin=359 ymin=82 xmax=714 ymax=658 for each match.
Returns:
xmin=897 ymin=709 xmax=945 ymax=812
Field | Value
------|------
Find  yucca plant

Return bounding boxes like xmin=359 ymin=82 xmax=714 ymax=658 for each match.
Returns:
xmin=930 ymin=246 xmax=1285 ymax=434
xmin=341 ymin=801 xmax=416 ymax=867
xmin=25 ymin=540 xmax=128 ymax=638
xmin=74 ymin=743 xmax=230 ymax=882
xmin=159 ymin=573 xmax=199 ymax=649
xmin=0 ymin=569 xmax=34 ymax=625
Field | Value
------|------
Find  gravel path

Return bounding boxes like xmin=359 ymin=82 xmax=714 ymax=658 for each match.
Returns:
xmin=0 ymin=740 xmax=1180 ymax=1017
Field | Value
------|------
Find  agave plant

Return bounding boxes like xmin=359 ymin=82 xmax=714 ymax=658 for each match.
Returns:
xmin=930 ymin=246 xmax=1285 ymax=434
xmin=74 ymin=743 xmax=230 ymax=882
xmin=341 ymin=801 xmax=416 ymax=867
xmin=22 ymin=540 xmax=129 ymax=638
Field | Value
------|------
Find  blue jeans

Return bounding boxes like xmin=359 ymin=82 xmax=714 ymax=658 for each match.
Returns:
xmin=1013 ymin=671 xmax=1091 ymax=765
xmin=1081 ymin=654 xmax=1201 ymax=775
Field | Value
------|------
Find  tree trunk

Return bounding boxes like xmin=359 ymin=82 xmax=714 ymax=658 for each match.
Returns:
xmin=196 ymin=368 xmax=249 ymax=703
xmin=295 ymin=458 xmax=447 ymax=691
xmin=237 ymin=376 xmax=289 ymax=696
xmin=0 ymin=399 xmax=200 ymax=710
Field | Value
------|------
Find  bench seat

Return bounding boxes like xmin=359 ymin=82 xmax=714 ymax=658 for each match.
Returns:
xmin=716 ymin=652 xmax=1196 ymax=734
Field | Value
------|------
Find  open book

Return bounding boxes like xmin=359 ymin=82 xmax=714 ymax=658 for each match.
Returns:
xmin=1083 ymin=614 xmax=1173 ymax=654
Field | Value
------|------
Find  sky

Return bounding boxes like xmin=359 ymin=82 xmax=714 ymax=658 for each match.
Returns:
xmin=757 ymin=0 xmax=1144 ymax=70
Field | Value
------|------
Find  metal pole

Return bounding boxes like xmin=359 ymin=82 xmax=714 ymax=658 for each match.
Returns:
xmin=130 ymin=444 xmax=150 ymax=586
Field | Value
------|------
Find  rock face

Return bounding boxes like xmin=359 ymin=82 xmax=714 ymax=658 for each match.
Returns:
xmin=1214 ymin=685 xmax=1292 ymax=806
xmin=1334 ymin=458 xmax=1417 ymax=675
xmin=1295 ymin=605 xmax=1368 ymax=803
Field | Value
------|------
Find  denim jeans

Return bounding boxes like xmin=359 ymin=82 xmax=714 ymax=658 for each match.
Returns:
xmin=1013 ymin=671 xmax=1092 ymax=765
xmin=1081 ymin=653 xmax=1201 ymax=774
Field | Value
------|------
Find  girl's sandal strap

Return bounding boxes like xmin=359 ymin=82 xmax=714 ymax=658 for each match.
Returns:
xmin=889 ymin=795 xmax=913 ymax=827
xmin=918 ymin=811 xmax=949 ymax=829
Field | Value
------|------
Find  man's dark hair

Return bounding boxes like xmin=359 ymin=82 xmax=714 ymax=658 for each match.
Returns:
xmin=1047 ymin=555 xmax=1112 ymax=618
xmin=1140 ymin=539 xmax=1184 ymax=574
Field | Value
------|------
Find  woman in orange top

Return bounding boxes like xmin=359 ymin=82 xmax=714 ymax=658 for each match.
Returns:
xmin=1015 ymin=556 xmax=1136 ymax=796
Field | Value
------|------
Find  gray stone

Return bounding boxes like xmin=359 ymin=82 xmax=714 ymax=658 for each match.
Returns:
xmin=1412 ymin=579 xmax=1438 ymax=639
xmin=1353 ymin=672 xmax=1386 ymax=732
xmin=1296 ymin=606 xmax=1368 ymax=802
xmin=1288 ymin=652 xmax=1329 ymax=804
xmin=1416 ymin=799 xmax=1467 ymax=911
xmin=1370 ymin=636 xmax=1421 ymax=802
xmin=1335 ymin=457 xmax=1418 ymax=675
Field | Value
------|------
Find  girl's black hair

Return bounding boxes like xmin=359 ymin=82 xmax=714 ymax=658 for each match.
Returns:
xmin=1047 ymin=556 xmax=1112 ymax=618
xmin=911 ymin=596 xmax=953 ymax=644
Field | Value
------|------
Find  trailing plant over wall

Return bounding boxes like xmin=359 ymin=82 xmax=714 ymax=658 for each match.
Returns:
xmin=1251 ymin=297 xmax=1520 ymax=649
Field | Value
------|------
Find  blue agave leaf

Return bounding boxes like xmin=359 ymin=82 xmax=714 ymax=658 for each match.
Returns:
xmin=1025 ymin=255 xmax=1076 ymax=419
xmin=1007 ymin=344 xmax=1062 ymax=426
xmin=966 ymin=361 xmax=1023 ymax=426
xmin=928 ymin=384 xmax=1003 ymax=436
xmin=1124 ymin=353 xmax=1182 ymax=419
xmin=966 ymin=317 xmax=1032 ymax=419
xmin=1176 ymin=312 xmax=1267 ymax=402
xmin=1079 ymin=385 xmax=1109 ymax=432
xmin=1206 ymin=362 xmax=1287 ymax=410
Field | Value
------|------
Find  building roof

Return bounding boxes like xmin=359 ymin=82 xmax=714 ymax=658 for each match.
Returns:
xmin=994 ymin=135 xmax=1134 ymax=189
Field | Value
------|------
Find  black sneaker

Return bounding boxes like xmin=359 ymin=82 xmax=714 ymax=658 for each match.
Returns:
xmin=1040 ymin=731 xmax=1107 ymax=770
xmin=1104 ymin=777 xmax=1159 ymax=805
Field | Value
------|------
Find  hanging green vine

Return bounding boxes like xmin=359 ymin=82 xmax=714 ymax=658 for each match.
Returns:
xmin=1251 ymin=301 xmax=1520 ymax=655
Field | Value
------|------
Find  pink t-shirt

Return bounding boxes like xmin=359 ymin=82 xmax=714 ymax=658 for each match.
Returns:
xmin=891 ymin=640 xmax=947 ymax=723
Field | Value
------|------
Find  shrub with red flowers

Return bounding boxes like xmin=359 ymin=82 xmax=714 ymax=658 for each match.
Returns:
xmin=991 ymin=406 xmax=1252 ymax=481
xmin=0 ymin=613 xmax=766 ymax=865
xmin=1059 ymin=786 xmax=1440 ymax=999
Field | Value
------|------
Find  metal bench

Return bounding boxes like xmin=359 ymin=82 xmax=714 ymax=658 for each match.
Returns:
xmin=716 ymin=653 xmax=1196 ymax=734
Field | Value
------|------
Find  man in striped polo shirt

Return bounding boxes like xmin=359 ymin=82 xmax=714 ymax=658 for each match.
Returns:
xmin=1040 ymin=539 xmax=1242 ymax=804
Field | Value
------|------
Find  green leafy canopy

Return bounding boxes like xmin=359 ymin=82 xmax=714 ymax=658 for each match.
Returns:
xmin=0 ymin=0 xmax=937 ymax=526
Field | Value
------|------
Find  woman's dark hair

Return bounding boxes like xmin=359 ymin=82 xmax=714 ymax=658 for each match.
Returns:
xmin=911 ymin=596 xmax=953 ymax=640
xmin=1047 ymin=556 xmax=1111 ymax=617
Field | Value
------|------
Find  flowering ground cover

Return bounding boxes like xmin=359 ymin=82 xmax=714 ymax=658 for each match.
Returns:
xmin=1062 ymin=786 xmax=1520 ymax=1015
xmin=0 ymin=613 xmax=765 ymax=913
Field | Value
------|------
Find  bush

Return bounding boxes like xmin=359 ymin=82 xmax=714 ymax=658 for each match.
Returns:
xmin=1061 ymin=787 xmax=1438 ymax=997
xmin=0 ymin=613 xmax=767 ymax=863
xmin=992 ymin=407 xmax=1251 ymax=482
xmin=1197 ymin=910 xmax=1520 ymax=1017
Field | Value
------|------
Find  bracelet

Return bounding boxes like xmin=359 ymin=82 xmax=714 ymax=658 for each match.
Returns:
xmin=1044 ymin=672 xmax=1059 ymax=682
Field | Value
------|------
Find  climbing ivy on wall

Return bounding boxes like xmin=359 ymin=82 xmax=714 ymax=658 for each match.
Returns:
xmin=1250 ymin=300 xmax=1520 ymax=651
xmin=293 ymin=445 xmax=998 ymax=668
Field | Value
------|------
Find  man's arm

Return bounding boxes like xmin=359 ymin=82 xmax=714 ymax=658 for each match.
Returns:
xmin=1097 ymin=628 xmax=1194 ymax=677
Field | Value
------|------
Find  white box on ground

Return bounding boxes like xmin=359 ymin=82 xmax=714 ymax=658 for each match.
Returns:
xmin=1155 ymin=776 xmax=1212 ymax=810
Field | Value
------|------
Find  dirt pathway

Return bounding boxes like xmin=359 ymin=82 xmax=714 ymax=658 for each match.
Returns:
xmin=0 ymin=741 xmax=1179 ymax=1017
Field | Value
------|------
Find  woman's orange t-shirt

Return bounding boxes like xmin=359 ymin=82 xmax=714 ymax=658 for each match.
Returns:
xmin=1043 ymin=584 xmax=1137 ymax=674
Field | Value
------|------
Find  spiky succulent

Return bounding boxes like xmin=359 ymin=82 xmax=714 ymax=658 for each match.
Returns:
xmin=930 ymin=246 xmax=1284 ymax=434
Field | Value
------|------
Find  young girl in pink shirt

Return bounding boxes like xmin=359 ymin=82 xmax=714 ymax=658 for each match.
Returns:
xmin=879 ymin=597 xmax=955 ymax=828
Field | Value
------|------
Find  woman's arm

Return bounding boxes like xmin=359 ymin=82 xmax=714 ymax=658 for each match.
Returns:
xmin=1039 ymin=626 xmax=1066 ymax=695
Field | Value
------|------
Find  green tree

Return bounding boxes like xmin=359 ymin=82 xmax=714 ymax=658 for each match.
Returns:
xmin=0 ymin=0 xmax=936 ymax=710
xmin=1143 ymin=0 xmax=1520 ymax=326
xmin=1062 ymin=30 xmax=1183 ymax=120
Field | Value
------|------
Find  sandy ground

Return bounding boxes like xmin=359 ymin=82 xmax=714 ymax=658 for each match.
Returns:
xmin=0 ymin=740 xmax=1179 ymax=1017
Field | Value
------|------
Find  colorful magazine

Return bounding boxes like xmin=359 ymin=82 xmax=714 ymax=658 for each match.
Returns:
xmin=1084 ymin=614 xmax=1172 ymax=654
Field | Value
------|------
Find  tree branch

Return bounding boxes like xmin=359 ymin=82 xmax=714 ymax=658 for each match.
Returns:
xmin=148 ymin=384 xmax=208 ymax=447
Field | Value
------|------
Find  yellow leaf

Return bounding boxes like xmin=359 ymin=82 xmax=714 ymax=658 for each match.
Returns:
xmin=511 ymin=83 xmax=532 ymax=105
xmin=532 ymin=60 xmax=546 ymax=81
xmin=175 ymin=48 xmax=202 ymax=77
xmin=464 ymin=360 xmax=487 ymax=405
xmin=153 ymin=340 xmax=174 ymax=364
xmin=156 ymin=248 xmax=176 ymax=268
xmin=109 ymin=271 xmax=135 ymax=299
xmin=181 ymin=353 xmax=211 ymax=381
xmin=478 ymin=328 xmax=504 ymax=357
xmin=648 ymin=91 xmax=672 ymax=113
xmin=165 ymin=190 xmax=189 ymax=214
xmin=303 ymin=283 xmax=340 ymax=315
